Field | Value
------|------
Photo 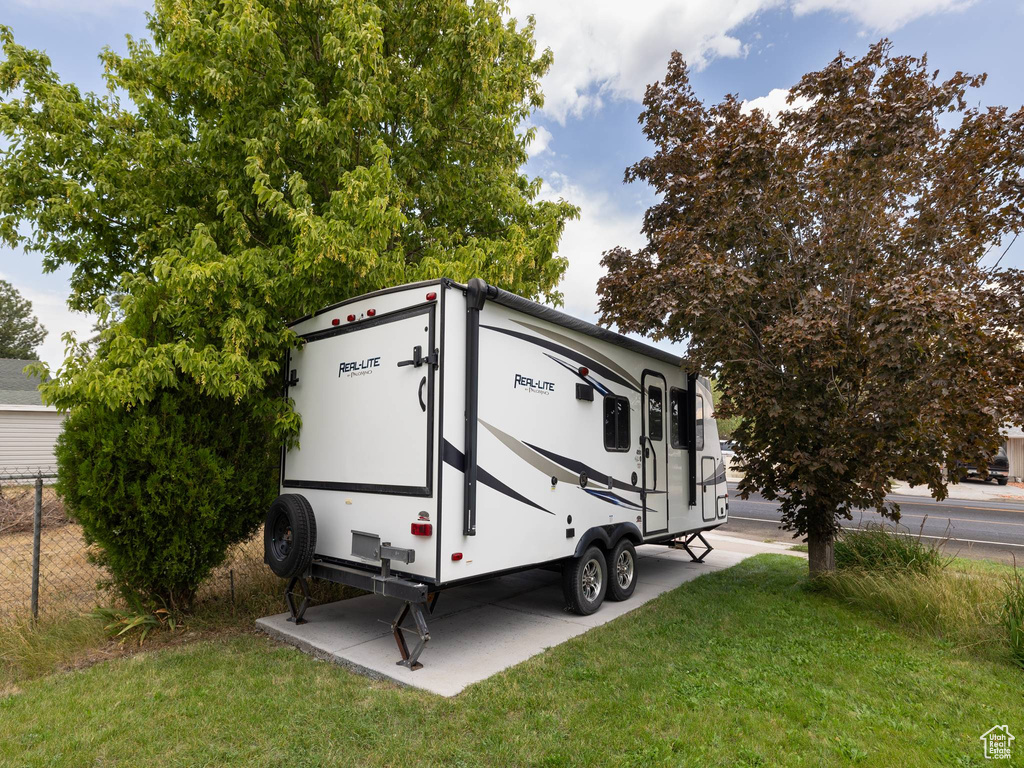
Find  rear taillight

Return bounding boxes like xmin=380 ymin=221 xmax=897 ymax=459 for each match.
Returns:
xmin=411 ymin=522 xmax=432 ymax=536
xmin=451 ymin=552 xmax=463 ymax=561
xmin=426 ymin=292 xmax=437 ymax=301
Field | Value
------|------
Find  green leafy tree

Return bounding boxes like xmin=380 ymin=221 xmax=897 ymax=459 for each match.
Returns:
xmin=0 ymin=279 xmax=46 ymax=359
xmin=598 ymin=42 xmax=1024 ymax=575
xmin=0 ymin=0 xmax=575 ymax=601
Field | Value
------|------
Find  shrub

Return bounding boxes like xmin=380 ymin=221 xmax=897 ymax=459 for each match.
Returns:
xmin=834 ymin=523 xmax=944 ymax=574
xmin=55 ymin=387 xmax=278 ymax=609
xmin=1004 ymin=567 xmax=1024 ymax=668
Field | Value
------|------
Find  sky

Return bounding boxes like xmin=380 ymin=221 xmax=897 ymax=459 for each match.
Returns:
xmin=1 ymin=0 xmax=1022 ymax=369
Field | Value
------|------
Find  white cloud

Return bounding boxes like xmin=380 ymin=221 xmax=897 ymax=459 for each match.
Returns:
xmin=509 ymin=0 xmax=977 ymax=123
xmin=509 ymin=0 xmax=779 ymax=123
xmin=0 ymin=272 xmax=96 ymax=373
xmin=539 ymin=172 xmax=685 ymax=354
xmin=741 ymin=87 xmax=813 ymax=119
xmin=526 ymin=124 xmax=554 ymax=158
xmin=539 ymin=172 xmax=644 ymax=321
xmin=791 ymin=0 xmax=977 ymax=32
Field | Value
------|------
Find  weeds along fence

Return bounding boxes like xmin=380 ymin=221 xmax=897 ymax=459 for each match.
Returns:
xmin=0 ymin=467 xmax=275 ymax=624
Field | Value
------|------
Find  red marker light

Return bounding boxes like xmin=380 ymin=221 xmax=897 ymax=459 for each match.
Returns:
xmin=347 ymin=314 xmax=356 ymax=322
xmin=426 ymin=292 xmax=437 ymax=301
xmin=366 ymin=308 xmax=376 ymax=317
xmin=451 ymin=552 xmax=463 ymax=561
xmin=411 ymin=522 xmax=433 ymax=536
xmin=331 ymin=318 xmax=340 ymax=326
xmin=578 ymin=367 xmax=589 ymax=377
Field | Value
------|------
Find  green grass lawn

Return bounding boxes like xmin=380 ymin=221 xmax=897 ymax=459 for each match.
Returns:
xmin=1 ymin=554 xmax=1021 ymax=767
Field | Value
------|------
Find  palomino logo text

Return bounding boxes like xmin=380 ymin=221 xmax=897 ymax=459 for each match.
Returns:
xmin=514 ymin=374 xmax=555 ymax=394
xmin=339 ymin=357 xmax=381 ymax=377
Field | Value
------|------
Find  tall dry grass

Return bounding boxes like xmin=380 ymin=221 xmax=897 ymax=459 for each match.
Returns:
xmin=818 ymin=524 xmax=1013 ymax=663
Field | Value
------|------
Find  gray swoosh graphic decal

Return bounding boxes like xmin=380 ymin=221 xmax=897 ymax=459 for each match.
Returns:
xmin=479 ymin=419 xmax=578 ymax=485
xmin=512 ymin=319 xmax=642 ymax=390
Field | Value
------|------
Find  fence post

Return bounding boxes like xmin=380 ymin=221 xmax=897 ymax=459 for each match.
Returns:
xmin=30 ymin=471 xmax=43 ymax=623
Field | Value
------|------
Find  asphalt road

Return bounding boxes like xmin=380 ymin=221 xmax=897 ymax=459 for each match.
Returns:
xmin=722 ymin=481 xmax=1024 ymax=564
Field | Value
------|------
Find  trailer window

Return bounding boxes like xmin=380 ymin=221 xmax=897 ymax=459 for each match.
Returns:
xmin=695 ymin=395 xmax=704 ymax=451
xmin=669 ymin=388 xmax=685 ymax=448
xmin=647 ymin=385 xmax=663 ymax=441
xmin=603 ymin=395 xmax=630 ymax=452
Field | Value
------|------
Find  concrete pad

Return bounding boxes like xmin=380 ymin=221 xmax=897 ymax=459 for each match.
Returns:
xmin=341 ymin=605 xmax=583 ymax=696
xmin=256 ymin=537 xmax=793 ymax=697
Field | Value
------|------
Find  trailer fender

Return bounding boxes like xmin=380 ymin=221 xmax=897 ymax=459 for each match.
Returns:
xmin=573 ymin=522 xmax=642 ymax=558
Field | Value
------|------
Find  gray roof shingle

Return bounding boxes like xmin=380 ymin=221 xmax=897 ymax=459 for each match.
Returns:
xmin=0 ymin=358 xmax=45 ymax=406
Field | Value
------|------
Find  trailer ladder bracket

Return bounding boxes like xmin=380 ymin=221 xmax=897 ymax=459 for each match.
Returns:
xmin=673 ymin=532 xmax=713 ymax=563
xmin=392 ymin=593 xmax=438 ymax=670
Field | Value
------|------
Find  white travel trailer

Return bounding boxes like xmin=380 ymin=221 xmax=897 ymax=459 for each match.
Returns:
xmin=264 ymin=278 xmax=728 ymax=667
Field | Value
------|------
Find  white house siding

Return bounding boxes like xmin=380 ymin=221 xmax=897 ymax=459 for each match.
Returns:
xmin=1007 ymin=427 xmax=1024 ymax=482
xmin=0 ymin=407 xmax=66 ymax=473
xmin=1008 ymin=439 xmax=1023 ymax=481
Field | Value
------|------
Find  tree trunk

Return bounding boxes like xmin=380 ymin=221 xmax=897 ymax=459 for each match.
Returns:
xmin=807 ymin=528 xmax=835 ymax=577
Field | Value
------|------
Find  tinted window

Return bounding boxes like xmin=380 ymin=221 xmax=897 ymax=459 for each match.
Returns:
xmin=669 ymin=388 xmax=684 ymax=448
xmin=603 ymin=395 xmax=630 ymax=452
xmin=695 ymin=395 xmax=704 ymax=451
xmin=647 ymin=385 xmax=663 ymax=441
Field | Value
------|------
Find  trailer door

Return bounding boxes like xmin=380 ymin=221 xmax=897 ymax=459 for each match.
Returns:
xmin=282 ymin=304 xmax=436 ymax=496
xmin=641 ymin=372 xmax=669 ymax=534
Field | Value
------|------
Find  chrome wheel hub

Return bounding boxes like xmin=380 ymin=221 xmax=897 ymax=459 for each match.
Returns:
xmin=582 ymin=559 xmax=602 ymax=602
xmin=616 ymin=550 xmax=634 ymax=590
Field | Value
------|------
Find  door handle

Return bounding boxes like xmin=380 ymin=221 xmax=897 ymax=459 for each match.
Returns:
xmin=398 ymin=345 xmax=423 ymax=368
xmin=418 ymin=376 xmax=427 ymax=412
xmin=398 ymin=345 xmax=439 ymax=369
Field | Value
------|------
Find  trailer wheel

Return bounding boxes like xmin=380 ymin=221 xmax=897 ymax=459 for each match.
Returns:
xmin=264 ymin=494 xmax=317 ymax=578
xmin=562 ymin=546 xmax=607 ymax=615
xmin=606 ymin=539 xmax=637 ymax=602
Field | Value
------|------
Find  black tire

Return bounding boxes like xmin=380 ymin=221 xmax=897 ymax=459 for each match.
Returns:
xmin=264 ymin=494 xmax=317 ymax=578
xmin=998 ymin=478 xmax=1009 ymax=486
xmin=562 ymin=546 xmax=607 ymax=615
xmin=606 ymin=539 xmax=638 ymax=602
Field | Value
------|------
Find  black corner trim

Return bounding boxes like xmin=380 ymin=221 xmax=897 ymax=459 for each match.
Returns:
xmin=463 ymin=279 xmax=488 ymax=535
xmin=687 ymin=372 xmax=697 ymax=507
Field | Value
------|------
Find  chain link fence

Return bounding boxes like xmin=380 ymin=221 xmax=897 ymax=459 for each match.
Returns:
xmin=0 ymin=467 xmax=278 ymax=624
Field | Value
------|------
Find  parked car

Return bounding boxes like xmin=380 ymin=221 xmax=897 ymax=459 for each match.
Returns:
xmin=962 ymin=446 xmax=1010 ymax=486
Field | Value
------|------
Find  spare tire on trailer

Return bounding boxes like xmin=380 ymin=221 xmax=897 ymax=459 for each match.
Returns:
xmin=264 ymin=494 xmax=317 ymax=578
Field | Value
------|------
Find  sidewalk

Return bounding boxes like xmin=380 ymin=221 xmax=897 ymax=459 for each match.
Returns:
xmin=726 ymin=465 xmax=1024 ymax=504
xmin=888 ymin=479 xmax=1024 ymax=503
